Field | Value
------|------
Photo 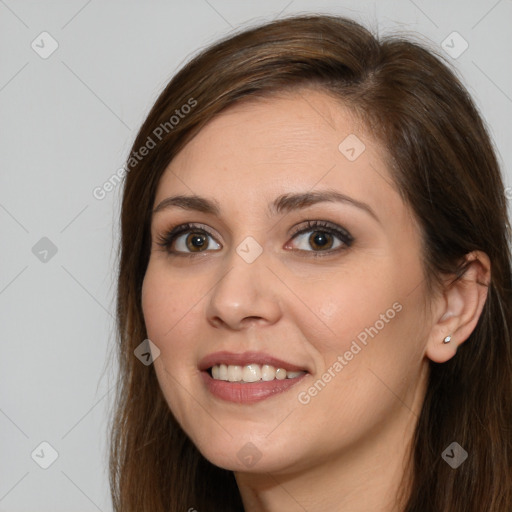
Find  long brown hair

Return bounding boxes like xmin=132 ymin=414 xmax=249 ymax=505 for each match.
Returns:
xmin=109 ymin=14 xmax=512 ymax=511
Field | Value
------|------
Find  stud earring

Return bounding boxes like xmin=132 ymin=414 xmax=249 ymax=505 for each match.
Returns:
xmin=443 ymin=334 xmax=452 ymax=344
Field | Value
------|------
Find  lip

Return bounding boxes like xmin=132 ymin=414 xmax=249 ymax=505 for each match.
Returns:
xmin=201 ymin=371 xmax=307 ymax=404
xmin=198 ymin=350 xmax=309 ymax=404
xmin=198 ymin=350 xmax=308 ymax=373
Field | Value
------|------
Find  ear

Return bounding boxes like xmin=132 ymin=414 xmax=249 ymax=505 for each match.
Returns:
xmin=425 ymin=250 xmax=491 ymax=363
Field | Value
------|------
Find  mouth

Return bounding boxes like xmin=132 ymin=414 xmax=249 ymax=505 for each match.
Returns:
xmin=209 ymin=363 xmax=305 ymax=382
xmin=198 ymin=351 xmax=309 ymax=403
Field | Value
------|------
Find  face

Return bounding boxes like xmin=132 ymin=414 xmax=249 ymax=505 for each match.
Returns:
xmin=141 ymin=89 xmax=432 ymax=475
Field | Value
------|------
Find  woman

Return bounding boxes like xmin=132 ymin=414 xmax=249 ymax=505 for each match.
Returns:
xmin=109 ymin=14 xmax=512 ymax=511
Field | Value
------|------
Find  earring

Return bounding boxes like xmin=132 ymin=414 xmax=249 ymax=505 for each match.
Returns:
xmin=443 ymin=334 xmax=452 ymax=344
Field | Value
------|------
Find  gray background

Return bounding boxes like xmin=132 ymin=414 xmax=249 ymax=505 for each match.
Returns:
xmin=1 ymin=0 xmax=510 ymax=510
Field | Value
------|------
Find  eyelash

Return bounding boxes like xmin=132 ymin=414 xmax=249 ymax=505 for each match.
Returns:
xmin=155 ymin=220 xmax=354 ymax=258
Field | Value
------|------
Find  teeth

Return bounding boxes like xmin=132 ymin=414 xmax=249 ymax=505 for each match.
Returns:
xmin=242 ymin=364 xmax=261 ymax=383
xmin=228 ymin=365 xmax=242 ymax=382
xmin=261 ymin=364 xmax=275 ymax=381
xmin=219 ymin=364 xmax=228 ymax=380
xmin=286 ymin=371 xmax=303 ymax=378
xmin=275 ymin=368 xmax=286 ymax=380
xmin=210 ymin=363 xmax=305 ymax=383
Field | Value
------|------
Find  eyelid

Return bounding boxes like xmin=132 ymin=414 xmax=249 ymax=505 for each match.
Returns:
xmin=155 ymin=219 xmax=354 ymax=256
xmin=289 ymin=219 xmax=353 ymax=241
xmin=285 ymin=220 xmax=354 ymax=256
xmin=155 ymin=222 xmax=220 ymax=252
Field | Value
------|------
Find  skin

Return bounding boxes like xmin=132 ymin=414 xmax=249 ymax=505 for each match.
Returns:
xmin=141 ymin=89 xmax=490 ymax=511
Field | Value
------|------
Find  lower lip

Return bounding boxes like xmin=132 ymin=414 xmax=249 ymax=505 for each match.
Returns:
xmin=201 ymin=371 xmax=307 ymax=404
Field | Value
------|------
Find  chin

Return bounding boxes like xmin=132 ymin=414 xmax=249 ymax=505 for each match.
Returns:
xmin=188 ymin=429 xmax=309 ymax=475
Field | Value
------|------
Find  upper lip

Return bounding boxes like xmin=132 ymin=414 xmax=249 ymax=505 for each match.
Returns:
xmin=198 ymin=351 xmax=309 ymax=373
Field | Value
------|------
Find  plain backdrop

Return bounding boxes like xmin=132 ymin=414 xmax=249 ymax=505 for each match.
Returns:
xmin=1 ymin=1 xmax=511 ymax=510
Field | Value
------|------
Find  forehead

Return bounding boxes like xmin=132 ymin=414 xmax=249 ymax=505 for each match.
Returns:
xmin=154 ymin=89 xmax=402 ymax=221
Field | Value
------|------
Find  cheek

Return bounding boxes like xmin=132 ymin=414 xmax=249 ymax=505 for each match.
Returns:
xmin=298 ymin=260 xmax=425 ymax=375
xmin=141 ymin=263 xmax=205 ymax=424
xmin=300 ymin=265 xmax=395 ymax=344
xmin=292 ymin=281 xmax=425 ymax=434
xmin=141 ymin=263 xmax=202 ymax=361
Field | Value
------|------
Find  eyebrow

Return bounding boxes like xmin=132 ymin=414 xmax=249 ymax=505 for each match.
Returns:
xmin=152 ymin=189 xmax=379 ymax=223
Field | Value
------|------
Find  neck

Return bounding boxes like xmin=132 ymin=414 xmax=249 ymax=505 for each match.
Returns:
xmin=235 ymin=401 xmax=418 ymax=512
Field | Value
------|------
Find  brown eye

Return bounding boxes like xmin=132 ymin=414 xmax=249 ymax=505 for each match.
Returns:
xmin=185 ymin=232 xmax=210 ymax=252
xmin=307 ymin=231 xmax=335 ymax=250
xmin=171 ymin=229 xmax=221 ymax=253
xmin=156 ymin=223 xmax=222 ymax=255
xmin=288 ymin=220 xmax=353 ymax=254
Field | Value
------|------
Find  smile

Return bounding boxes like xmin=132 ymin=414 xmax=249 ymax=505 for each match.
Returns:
xmin=199 ymin=351 xmax=309 ymax=403
xmin=210 ymin=363 xmax=305 ymax=382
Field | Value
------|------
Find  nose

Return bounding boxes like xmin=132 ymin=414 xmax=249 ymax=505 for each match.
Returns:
xmin=205 ymin=247 xmax=282 ymax=330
